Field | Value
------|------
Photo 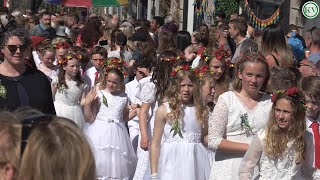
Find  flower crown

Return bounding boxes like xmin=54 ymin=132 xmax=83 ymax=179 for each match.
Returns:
xmin=271 ymin=87 xmax=306 ymax=109
xmin=213 ymin=45 xmax=231 ymax=61
xmin=197 ymin=47 xmax=212 ymax=62
xmin=57 ymin=51 xmax=83 ymax=65
xmin=193 ymin=65 xmax=214 ymax=79
xmin=170 ymin=64 xmax=212 ymax=80
xmin=104 ymin=57 xmax=127 ymax=77
xmin=53 ymin=42 xmax=70 ymax=50
xmin=160 ymin=53 xmax=185 ymax=62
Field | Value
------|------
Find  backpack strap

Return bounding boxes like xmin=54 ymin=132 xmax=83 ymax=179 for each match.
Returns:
xmin=270 ymin=53 xmax=280 ymax=66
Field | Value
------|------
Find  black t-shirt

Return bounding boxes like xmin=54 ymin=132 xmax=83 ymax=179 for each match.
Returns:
xmin=0 ymin=66 xmax=56 ymax=114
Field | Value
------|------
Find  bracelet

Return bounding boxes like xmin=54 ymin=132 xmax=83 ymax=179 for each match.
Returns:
xmin=151 ymin=173 xmax=158 ymax=179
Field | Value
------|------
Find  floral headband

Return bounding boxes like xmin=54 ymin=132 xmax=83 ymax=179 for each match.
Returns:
xmin=193 ymin=65 xmax=214 ymax=79
xmin=104 ymin=57 xmax=127 ymax=77
xmin=170 ymin=64 xmax=211 ymax=80
xmin=197 ymin=47 xmax=212 ymax=62
xmin=57 ymin=51 xmax=83 ymax=65
xmin=53 ymin=42 xmax=70 ymax=50
xmin=213 ymin=45 xmax=231 ymax=61
xmin=160 ymin=53 xmax=185 ymax=62
xmin=271 ymin=87 xmax=306 ymax=109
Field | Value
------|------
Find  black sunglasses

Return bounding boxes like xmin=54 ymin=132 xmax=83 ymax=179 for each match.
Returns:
xmin=21 ymin=115 xmax=53 ymax=155
xmin=5 ymin=44 xmax=28 ymax=53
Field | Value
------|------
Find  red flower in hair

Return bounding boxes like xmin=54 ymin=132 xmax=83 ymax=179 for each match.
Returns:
xmin=182 ymin=64 xmax=190 ymax=71
xmin=286 ymin=87 xmax=298 ymax=96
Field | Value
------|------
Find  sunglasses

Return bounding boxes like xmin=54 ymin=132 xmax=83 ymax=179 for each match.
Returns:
xmin=294 ymin=62 xmax=315 ymax=70
xmin=5 ymin=44 xmax=28 ymax=53
xmin=21 ymin=115 xmax=53 ymax=155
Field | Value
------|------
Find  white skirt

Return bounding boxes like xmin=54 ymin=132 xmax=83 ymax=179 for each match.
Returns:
xmin=54 ymin=101 xmax=85 ymax=130
xmin=84 ymin=119 xmax=137 ymax=179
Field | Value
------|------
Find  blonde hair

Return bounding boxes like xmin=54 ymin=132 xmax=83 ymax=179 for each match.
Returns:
xmin=264 ymin=92 xmax=306 ymax=163
xmin=0 ymin=111 xmax=21 ymax=178
xmin=165 ymin=70 xmax=209 ymax=128
xmin=233 ymin=52 xmax=269 ymax=92
xmin=18 ymin=117 xmax=96 ymax=180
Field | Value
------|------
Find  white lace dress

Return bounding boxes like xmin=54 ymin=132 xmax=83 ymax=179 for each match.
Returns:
xmin=157 ymin=103 xmax=210 ymax=180
xmin=84 ymin=90 xmax=137 ymax=179
xmin=239 ymin=129 xmax=320 ymax=180
xmin=133 ymin=78 xmax=158 ymax=180
xmin=52 ymin=77 xmax=87 ymax=130
xmin=208 ymin=91 xmax=272 ymax=180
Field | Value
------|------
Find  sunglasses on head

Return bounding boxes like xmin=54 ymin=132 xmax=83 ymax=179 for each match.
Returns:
xmin=294 ymin=62 xmax=315 ymax=70
xmin=5 ymin=44 xmax=28 ymax=53
xmin=21 ymin=115 xmax=53 ymax=155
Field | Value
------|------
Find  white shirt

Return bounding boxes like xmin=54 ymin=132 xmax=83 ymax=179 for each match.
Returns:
xmin=83 ymin=66 xmax=97 ymax=88
xmin=306 ymin=114 xmax=320 ymax=168
xmin=125 ymin=77 xmax=142 ymax=123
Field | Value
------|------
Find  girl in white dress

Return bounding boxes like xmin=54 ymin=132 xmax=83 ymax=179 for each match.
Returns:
xmin=150 ymin=64 xmax=210 ymax=180
xmin=239 ymin=87 xmax=320 ymax=179
xmin=52 ymin=51 xmax=87 ymax=129
xmin=133 ymin=50 xmax=183 ymax=179
xmin=208 ymin=52 xmax=272 ymax=180
xmin=84 ymin=57 xmax=138 ymax=179
xmin=37 ymin=43 xmax=58 ymax=81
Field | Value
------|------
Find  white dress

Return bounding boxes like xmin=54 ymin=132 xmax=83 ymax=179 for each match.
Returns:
xmin=157 ymin=102 xmax=210 ymax=180
xmin=133 ymin=78 xmax=158 ymax=180
xmin=239 ymin=129 xmax=320 ymax=180
xmin=52 ymin=77 xmax=87 ymax=130
xmin=208 ymin=91 xmax=272 ymax=180
xmin=84 ymin=90 xmax=137 ymax=179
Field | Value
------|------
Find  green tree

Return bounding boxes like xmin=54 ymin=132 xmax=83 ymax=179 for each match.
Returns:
xmin=215 ymin=0 xmax=239 ymax=19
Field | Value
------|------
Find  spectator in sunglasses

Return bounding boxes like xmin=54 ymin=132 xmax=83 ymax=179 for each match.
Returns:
xmin=0 ymin=27 xmax=55 ymax=114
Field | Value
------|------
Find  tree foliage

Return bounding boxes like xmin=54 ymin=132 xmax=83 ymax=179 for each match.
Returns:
xmin=215 ymin=0 xmax=239 ymax=19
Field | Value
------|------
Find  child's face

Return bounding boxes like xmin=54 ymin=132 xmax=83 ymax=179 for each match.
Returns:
xmin=275 ymin=98 xmax=293 ymax=130
xmin=180 ymin=77 xmax=194 ymax=104
xmin=91 ymin=54 xmax=105 ymax=71
xmin=305 ymin=96 xmax=320 ymax=120
xmin=106 ymin=72 xmax=122 ymax=93
xmin=238 ymin=62 xmax=267 ymax=94
xmin=63 ymin=59 xmax=80 ymax=78
xmin=209 ymin=57 xmax=225 ymax=80
xmin=202 ymin=80 xmax=216 ymax=104
xmin=41 ymin=51 xmax=55 ymax=66
xmin=55 ymin=48 xmax=67 ymax=61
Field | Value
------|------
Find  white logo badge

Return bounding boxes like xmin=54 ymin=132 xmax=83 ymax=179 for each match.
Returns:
xmin=302 ymin=1 xmax=319 ymax=19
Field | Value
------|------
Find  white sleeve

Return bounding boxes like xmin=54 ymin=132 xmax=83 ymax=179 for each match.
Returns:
xmin=208 ymin=96 xmax=229 ymax=150
xmin=139 ymin=82 xmax=156 ymax=103
xmin=239 ymin=134 xmax=263 ymax=180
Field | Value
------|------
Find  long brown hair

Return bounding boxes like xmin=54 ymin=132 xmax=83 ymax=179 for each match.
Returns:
xmin=264 ymin=92 xmax=306 ymax=163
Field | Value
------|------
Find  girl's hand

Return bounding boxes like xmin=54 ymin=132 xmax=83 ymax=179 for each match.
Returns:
xmin=129 ymin=104 xmax=140 ymax=111
xmin=140 ymin=133 xmax=149 ymax=151
xmin=85 ymin=88 xmax=98 ymax=105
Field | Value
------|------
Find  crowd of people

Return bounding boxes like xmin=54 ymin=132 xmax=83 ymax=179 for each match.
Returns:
xmin=0 ymin=6 xmax=320 ymax=180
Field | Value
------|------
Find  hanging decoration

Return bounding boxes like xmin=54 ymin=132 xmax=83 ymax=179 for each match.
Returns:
xmin=244 ymin=0 xmax=284 ymax=32
xmin=193 ymin=0 xmax=215 ymax=17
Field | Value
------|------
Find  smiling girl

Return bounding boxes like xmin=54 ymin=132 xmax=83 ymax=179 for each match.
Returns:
xmin=37 ymin=44 xmax=58 ymax=81
xmin=239 ymin=87 xmax=319 ymax=179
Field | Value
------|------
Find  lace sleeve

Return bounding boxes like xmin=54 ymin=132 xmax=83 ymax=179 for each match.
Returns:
xmin=239 ymin=134 xmax=263 ymax=180
xmin=140 ymin=82 xmax=156 ymax=103
xmin=208 ymin=97 xmax=228 ymax=150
